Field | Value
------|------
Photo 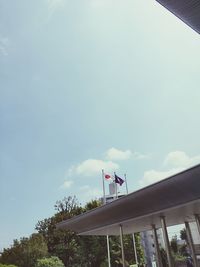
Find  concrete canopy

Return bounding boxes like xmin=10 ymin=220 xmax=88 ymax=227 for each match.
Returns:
xmin=57 ymin=164 xmax=200 ymax=236
xmin=156 ymin=0 xmax=200 ymax=34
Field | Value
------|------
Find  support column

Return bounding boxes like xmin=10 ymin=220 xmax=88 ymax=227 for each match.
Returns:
xmin=107 ymin=235 xmax=111 ymax=267
xmin=185 ymin=221 xmax=198 ymax=267
xmin=119 ymin=224 xmax=126 ymax=267
xmin=132 ymin=233 xmax=139 ymax=266
xmin=195 ymin=214 xmax=200 ymax=236
xmin=160 ymin=216 xmax=173 ymax=267
xmin=152 ymin=225 xmax=162 ymax=267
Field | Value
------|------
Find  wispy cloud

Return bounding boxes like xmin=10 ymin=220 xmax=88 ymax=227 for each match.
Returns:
xmin=139 ymin=151 xmax=200 ymax=187
xmin=105 ymin=148 xmax=132 ymax=161
xmin=66 ymin=147 xmax=149 ymax=179
xmin=105 ymin=147 xmax=149 ymax=161
xmin=132 ymin=151 xmax=150 ymax=160
xmin=79 ymin=185 xmax=102 ymax=202
xmin=68 ymin=159 xmax=119 ymax=177
xmin=163 ymin=151 xmax=200 ymax=168
xmin=60 ymin=179 xmax=73 ymax=189
xmin=46 ymin=0 xmax=65 ymax=18
xmin=0 ymin=36 xmax=9 ymax=56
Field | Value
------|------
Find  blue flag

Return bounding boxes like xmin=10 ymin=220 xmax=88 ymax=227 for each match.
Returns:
xmin=114 ymin=174 xmax=124 ymax=186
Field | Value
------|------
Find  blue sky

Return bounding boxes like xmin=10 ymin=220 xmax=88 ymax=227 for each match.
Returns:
xmin=0 ymin=0 xmax=200 ymax=249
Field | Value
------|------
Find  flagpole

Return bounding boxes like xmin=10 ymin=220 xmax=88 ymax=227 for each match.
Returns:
xmin=102 ymin=169 xmax=106 ymax=204
xmin=124 ymin=173 xmax=128 ymax=194
xmin=102 ymin=170 xmax=111 ymax=267
xmin=114 ymin=172 xmax=118 ymax=199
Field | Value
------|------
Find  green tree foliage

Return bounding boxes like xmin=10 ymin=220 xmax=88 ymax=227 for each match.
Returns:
xmin=160 ymin=248 xmax=168 ymax=267
xmin=35 ymin=256 xmax=64 ymax=267
xmin=1 ymin=196 xmax=145 ymax=267
xmin=0 ymin=234 xmax=48 ymax=267
xmin=134 ymin=233 xmax=145 ymax=266
xmin=180 ymin=228 xmax=187 ymax=241
xmin=35 ymin=196 xmax=84 ymax=266
xmin=170 ymin=235 xmax=178 ymax=254
xmin=0 ymin=264 xmax=18 ymax=267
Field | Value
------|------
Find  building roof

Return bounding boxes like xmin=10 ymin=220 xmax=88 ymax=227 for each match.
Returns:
xmin=156 ymin=0 xmax=200 ymax=34
xmin=57 ymin=164 xmax=200 ymax=236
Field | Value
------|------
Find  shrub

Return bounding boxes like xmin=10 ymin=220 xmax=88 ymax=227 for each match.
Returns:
xmin=35 ymin=256 xmax=64 ymax=267
xmin=0 ymin=264 xmax=18 ymax=267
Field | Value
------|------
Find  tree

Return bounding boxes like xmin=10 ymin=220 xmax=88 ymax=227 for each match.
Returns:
xmin=35 ymin=196 xmax=84 ymax=267
xmin=0 ymin=265 xmax=18 ymax=267
xmin=0 ymin=234 xmax=48 ymax=267
xmin=1 ymin=195 xmax=145 ymax=267
xmin=35 ymin=256 xmax=64 ymax=267
xmin=134 ymin=233 xmax=145 ymax=266
xmin=180 ymin=228 xmax=187 ymax=241
xmin=170 ymin=235 xmax=178 ymax=254
xmin=160 ymin=248 xmax=168 ymax=267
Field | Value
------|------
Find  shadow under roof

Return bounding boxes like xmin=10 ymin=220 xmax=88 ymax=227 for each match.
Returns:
xmin=57 ymin=164 xmax=200 ymax=236
xmin=156 ymin=0 xmax=200 ymax=34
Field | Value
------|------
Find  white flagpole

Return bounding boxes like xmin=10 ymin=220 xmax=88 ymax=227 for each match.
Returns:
xmin=102 ymin=169 xmax=106 ymax=205
xmin=114 ymin=172 xmax=118 ymax=199
xmin=132 ymin=233 xmax=139 ymax=266
xmin=107 ymin=235 xmax=111 ymax=267
xmin=124 ymin=173 xmax=128 ymax=194
xmin=102 ymin=170 xmax=111 ymax=267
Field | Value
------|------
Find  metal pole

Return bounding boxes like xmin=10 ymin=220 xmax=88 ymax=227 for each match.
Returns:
xmin=152 ymin=225 xmax=162 ymax=267
xmin=114 ymin=172 xmax=118 ymax=199
xmin=107 ymin=235 xmax=111 ymax=267
xmin=102 ymin=169 xmax=106 ymax=204
xmin=194 ymin=214 xmax=200 ymax=236
xmin=132 ymin=233 xmax=139 ymax=266
xmin=124 ymin=173 xmax=128 ymax=194
xmin=185 ymin=221 xmax=198 ymax=267
xmin=102 ymin=170 xmax=111 ymax=266
xmin=116 ymin=183 xmax=118 ymax=199
xmin=160 ymin=216 xmax=173 ymax=267
xmin=119 ymin=224 xmax=126 ymax=267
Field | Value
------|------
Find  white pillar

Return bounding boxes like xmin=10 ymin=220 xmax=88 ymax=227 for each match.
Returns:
xmin=195 ymin=214 xmax=200 ymax=236
xmin=160 ymin=216 xmax=173 ymax=267
xmin=132 ymin=233 xmax=139 ymax=266
xmin=152 ymin=225 xmax=162 ymax=267
xmin=107 ymin=235 xmax=111 ymax=267
xmin=119 ymin=224 xmax=126 ymax=267
xmin=185 ymin=221 xmax=198 ymax=267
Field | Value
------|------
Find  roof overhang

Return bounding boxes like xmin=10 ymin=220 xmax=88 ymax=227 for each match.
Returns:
xmin=57 ymin=164 xmax=200 ymax=236
xmin=155 ymin=0 xmax=200 ymax=34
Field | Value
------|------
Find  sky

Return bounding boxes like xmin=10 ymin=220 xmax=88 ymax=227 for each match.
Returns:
xmin=0 ymin=0 xmax=200 ymax=250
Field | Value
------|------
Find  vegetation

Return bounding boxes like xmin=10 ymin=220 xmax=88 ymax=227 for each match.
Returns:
xmin=0 ymin=196 xmax=144 ymax=267
xmin=0 ymin=234 xmax=48 ymax=267
xmin=35 ymin=256 xmax=64 ymax=267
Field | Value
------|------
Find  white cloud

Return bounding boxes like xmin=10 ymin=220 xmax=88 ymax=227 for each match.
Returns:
xmin=139 ymin=151 xmax=200 ymax=187
xmin=106 ymin=148 xmax=132 ymax=161
xmin=0 ymin=37 xmax=9 ymax=56
xmin=133 ymin=152 xmax=150 ymax=160
xmin=105 ymin=148 xmax=149 ymax=161
xmin=139 ymin=168 xmax=183 ymax=187
xmin=76 ymin=159 xmax=119 ymax=176
xmin=61 ymin=179 xmax=73 ymax=189
xmin=164 ymin=151 xmax=200 ymax=168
